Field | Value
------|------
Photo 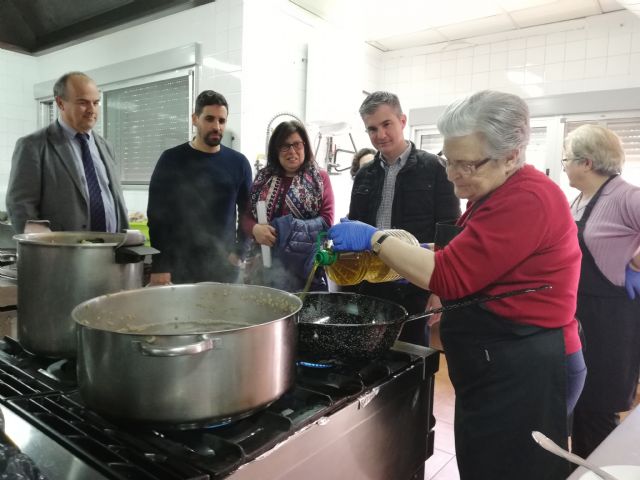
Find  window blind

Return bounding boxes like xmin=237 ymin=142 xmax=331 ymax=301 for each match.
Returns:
xmin=419 ymin=133 xmax=443 ymax=154
xmin=104 ymin=76 xmax=190 ymax=184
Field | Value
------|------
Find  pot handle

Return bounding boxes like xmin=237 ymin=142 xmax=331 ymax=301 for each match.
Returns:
xmin=137 ymin=335 xmax=221 ymax=357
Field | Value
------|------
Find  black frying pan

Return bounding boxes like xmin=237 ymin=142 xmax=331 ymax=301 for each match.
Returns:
xmin=297 ymin=285 xmax=551 ymax=359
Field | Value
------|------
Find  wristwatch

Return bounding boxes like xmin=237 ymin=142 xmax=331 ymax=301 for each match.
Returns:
xmin=372 ymin=233 xmax=390 ymax=255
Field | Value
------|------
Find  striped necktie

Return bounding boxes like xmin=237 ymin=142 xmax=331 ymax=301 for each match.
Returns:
xmin=75 ymin=133 xmax=107 ymax=231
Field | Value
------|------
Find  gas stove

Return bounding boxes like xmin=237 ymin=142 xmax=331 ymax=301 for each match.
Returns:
xmin=0 ymin=336 xmax=439 ymax=480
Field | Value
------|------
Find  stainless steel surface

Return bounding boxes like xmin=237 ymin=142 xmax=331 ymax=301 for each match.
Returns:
xmin=568 ymin=406 xmax=640 ymax=479
xmin=532 ymin=431 xmax=619 ymax=480
xmin=1 ymin=404 xmax=108 ymax=480
xmin=0 ymin=222 xmax=16 ymax=250
xmin=15 ymin=232 xmax=144 ymax=358
xmin=228 ymin=341 xmax=438 ymax=480
xmin=72 ymin=283 xmax=302 ymax=424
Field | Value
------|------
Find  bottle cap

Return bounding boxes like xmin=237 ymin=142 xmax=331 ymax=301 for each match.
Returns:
xmin=314 ymin=248 xmax=338 ymax=266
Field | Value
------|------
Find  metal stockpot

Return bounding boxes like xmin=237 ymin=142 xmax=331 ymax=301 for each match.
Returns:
xmin=15 ymin=232 xmax=147 ymax=358
xmin=72 ymin=283 xmax=301 ymax=425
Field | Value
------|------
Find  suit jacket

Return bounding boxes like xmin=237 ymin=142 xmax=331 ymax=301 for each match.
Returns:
xmin=6 ymin=122 xmax=128 ymax=234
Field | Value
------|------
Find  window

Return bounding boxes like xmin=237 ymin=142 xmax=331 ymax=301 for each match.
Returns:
xmin=104 ymin=74 xmax=192 ymax=184
xmin=417 ymin=129 xmax=443 ymax=155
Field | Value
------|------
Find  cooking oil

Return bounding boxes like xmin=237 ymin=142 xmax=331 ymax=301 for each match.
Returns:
xmin=315 ymin=229 xmax=418 ymax=286
xmin=299 ymin=261 xmax=319 ymax=302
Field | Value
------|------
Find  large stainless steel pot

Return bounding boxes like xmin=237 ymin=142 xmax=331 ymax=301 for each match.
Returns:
xmin=72 ymin=283 xmax=301 ymax=425
xmin=15 ymin=232 xmax=147 ymax=358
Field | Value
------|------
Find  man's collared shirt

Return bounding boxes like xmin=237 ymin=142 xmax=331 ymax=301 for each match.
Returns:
xmin=375 ymin=141 xmax=411 ymax=229
xmin=58 ymin=118 xmax=117 ymax=232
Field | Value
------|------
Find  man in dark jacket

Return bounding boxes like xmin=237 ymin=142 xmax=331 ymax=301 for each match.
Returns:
xmin=348 ymin=91 xmax=460 ymax=346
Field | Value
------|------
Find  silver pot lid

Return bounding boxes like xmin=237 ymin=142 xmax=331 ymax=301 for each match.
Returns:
xmin=13 ymin=231 xmax=125 ymax=247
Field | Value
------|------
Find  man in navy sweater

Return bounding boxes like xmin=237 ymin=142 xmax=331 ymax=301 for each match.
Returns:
xmin=147 ymin=90 xmax=252 ymax=284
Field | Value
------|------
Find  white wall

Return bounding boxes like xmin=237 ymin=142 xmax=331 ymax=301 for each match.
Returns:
xmin=240 ymin=0 xmax=311 ymax=169
xmin=0 ymin=50 xmax=38 ymax=211
xmin=241 ymin=0 xmax=384 ymax=221
xmin=381 ymin=9 xmax=640 ymax=122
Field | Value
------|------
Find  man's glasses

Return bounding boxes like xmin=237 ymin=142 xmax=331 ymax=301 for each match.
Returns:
xmin=279 ymin=141 xmax=305 ymax=153
xmin=438 ymin=155 xmax=493 ymax=176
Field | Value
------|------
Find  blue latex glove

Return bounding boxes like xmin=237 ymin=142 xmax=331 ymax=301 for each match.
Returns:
xmin=328 ymin=218 xmax=377 ymax=252
xmin=625 ymin=263 xmax=640 ymax=300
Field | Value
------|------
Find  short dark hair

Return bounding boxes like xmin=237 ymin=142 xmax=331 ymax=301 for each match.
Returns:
xmin=351 ymin=147 xmax=376 ymax=178
xmin=359 ymin=91 xmax=403 ymax=117
xmin=195 ymin=90 xmax=228 ymax=116
xmin=53 ymin=71 xmax=92 ymax=99
xmin=266 ymin=120 xmax=315 ymax=176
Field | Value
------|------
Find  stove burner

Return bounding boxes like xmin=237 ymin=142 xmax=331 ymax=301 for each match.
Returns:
xmin=147 ymin=415 xmax=240 ymax=432
xmin=296 ymin=360 xmax=334 ymax=369
xmin=39 ymin=359 xmax=76 ymax=387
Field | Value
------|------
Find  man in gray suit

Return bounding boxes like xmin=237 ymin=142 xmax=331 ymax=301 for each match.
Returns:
xmin=6 ymin=71 xmax=128 ymax=233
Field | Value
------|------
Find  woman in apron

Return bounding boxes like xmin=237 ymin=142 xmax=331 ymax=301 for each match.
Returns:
xmin=562 ymin=124 xmax=640 ymax=458
xmin=328 ymin=90 xmax=587 ymax=480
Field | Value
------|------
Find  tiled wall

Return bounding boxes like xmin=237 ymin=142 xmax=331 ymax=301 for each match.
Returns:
xmin=0 ymin=50 xmax=38 ymax=211
xmin=382 ymin=9 xmax=640 ymax=118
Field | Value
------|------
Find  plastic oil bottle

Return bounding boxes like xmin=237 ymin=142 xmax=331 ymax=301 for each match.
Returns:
xmin=314 ymin=230 xmax=419 ymax=286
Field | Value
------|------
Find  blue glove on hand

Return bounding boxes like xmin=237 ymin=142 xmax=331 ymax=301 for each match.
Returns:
xmin=328 ymin=218 xmax=377 ymax=252
xmin=625 ymin=263 xmax=640 ymax=300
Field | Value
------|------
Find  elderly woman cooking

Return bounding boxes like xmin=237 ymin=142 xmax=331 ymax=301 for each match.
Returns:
xmin=562 ymin=124 xmax=640 ymax=458
xmin=328 ymin=90 xmax=586 ymax=480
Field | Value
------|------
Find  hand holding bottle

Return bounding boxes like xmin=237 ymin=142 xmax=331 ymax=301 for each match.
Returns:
xmin=328 ymin=218 xmax=378 ymax=252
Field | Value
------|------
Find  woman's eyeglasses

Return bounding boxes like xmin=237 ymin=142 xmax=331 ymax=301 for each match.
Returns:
xmin=438 ymin=155 xmax=493 ymax=176
xmin=561 ymin=156 xmax=584 ymax=170
xmin=279 ymin=141 xmax=305 ymax=153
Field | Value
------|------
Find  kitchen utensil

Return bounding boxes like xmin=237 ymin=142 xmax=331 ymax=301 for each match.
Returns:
xmin=14 ymin=231 xmax=156 ymax=358
xmin=256 ymin=200 xmax=272 ymax=268
xmin=298 ymin=285 xmax=550 ymax=358
xmin=72 ymin=282 xmax=301 ymax=425
xmin=531 ymin=431 xmax=620 ymax=480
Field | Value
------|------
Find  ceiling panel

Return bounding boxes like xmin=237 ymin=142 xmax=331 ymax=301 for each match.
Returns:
xmin=510 ymin=0 xmax=604 ymax=28
xmin=436 ymin=14 xmax=516 ymax=42
xmin=368 ymin=29 xmax=449 ymax=52
xmin=290 ymin=0 xmax=628 ymax=51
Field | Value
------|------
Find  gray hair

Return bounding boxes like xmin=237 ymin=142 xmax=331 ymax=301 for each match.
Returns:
xmin=359 ymin=91 xmax=403 ymax=117
xmin=437 ymin=90 xmax=530 ymax=166
xmin=53 ymin=71 xmax=92 ymax=99
xmin=564 ymin=124 xmax=624 ymax=175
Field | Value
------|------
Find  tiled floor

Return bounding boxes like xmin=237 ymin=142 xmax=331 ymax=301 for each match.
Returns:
xmin=422 ymin=323 xmax=640 ymax=480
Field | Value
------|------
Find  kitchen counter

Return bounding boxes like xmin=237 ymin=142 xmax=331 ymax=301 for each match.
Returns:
xmin=567 ymin=405 xmax=640 ymax=478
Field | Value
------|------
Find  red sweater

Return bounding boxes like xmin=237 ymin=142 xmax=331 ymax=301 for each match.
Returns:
xmin=429 ymin=165 xmax=582 ymax=354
